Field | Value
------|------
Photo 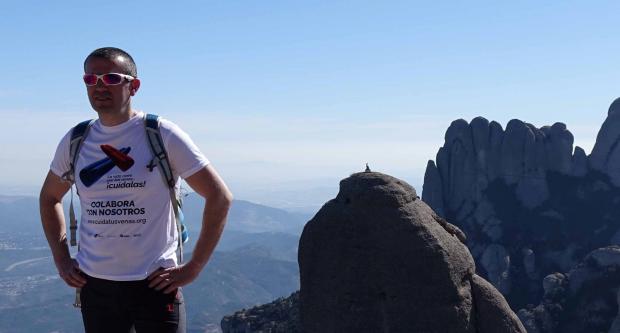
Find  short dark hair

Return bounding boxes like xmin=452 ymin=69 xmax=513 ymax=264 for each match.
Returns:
xmin=84 ymin=47 xmax=138 ymax=77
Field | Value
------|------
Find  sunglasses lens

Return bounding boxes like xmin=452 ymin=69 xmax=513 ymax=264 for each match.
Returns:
xmin=83 ymin=74 xmax=98 ymax=86
xmin=102 ymin=74 xmax=123 ymax=85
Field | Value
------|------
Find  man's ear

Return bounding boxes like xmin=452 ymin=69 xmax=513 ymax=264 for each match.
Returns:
xmin=130 ymin=79 xmax=141 ymax=96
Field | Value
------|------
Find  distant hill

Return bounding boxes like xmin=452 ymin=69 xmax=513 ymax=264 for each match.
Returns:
xmin=0 ymin=247 xmax=299 ymax=333
xmin=0 ymin=196 xmax=41 ymax=233
xmin=0 ymin=195 xmax=307 ymax=332
xmin=183 ymin=194 xmax=310 ymax=235
xmin=0 ymin=195 xmax=311 ymax=236
xmin=216 ymin=231 xmax=300 ymax=262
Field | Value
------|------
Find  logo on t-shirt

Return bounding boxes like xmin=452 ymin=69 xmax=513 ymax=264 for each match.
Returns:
xmin=79 ymin=144 xmax=135 ymax=187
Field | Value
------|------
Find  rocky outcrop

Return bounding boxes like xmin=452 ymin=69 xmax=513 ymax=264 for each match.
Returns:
xmin=222 ymin=172 xmax=526 ymax=332
xmin=422 ymin=100 xmax=620 ymax=312
xmin=299 ymin=172 xmax=525 ymax=333
xmin=422 ymin=117 xmax=577 ymax=216
xmin=590 ymin=98 xmax=620 ymax=186
xmin=221 ymin=291 xmax=300 ymax=333
xmin=518 ymin=246 xmax=620 ymax=333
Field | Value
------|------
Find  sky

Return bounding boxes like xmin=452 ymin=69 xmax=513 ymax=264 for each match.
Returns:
xmin=1 ymin=1 xmax=619 ymax=208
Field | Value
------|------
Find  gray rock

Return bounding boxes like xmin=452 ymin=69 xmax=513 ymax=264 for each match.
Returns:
xmin=443 ymin=119 xmax=478 ymax=216
xmin=471 ymin=274 xmax=527 ymax=333
xmin=590 ymin=98 xmax=620 ymax=186
xmin=571 ymin=146 xmax=588 ymax=177
xmin=611 ymin=228 xmax=620 ymax=245
xmin=421 ymin=100 xmax=620 ymax=331
xmin=542 ymin=273 xmax=565 ymax=295
xmin=609 ymin=288 xmax=620 ymax=333
xmin=542 ymin=122 xmax=574 ymax=174
xmin=480 ymin=244 xmax=511 ymax=294
xmin=482 ymin=217 xmax=503 ymax=242
xmin=515 ymin=169 xmax=549 ymax=209
xmin=590 ymin=246 xmax=620 ymax=267
xmin=543 ymin=244 xmax=579 ymax=275
xmin=422 ymin=160 xmax=445 ymax=216
xmin=518 ymin=308 xmax=541 ymax=333
xmin=522 ymin=248 xmax=538 ymax=280
xmin=473 ymin=199 xmax=495 ymax=226
xmin=471 ymin=116 xmax=491 ymax=168
xmin=519 ymin=246 xmax=620 ymax=333
xmin=420 ymin=112 xmax=620 ymax=307
xmin=299 ymin=172 xmax=525 ymax=333
xmin=488 ymin=120 xmax=505 ymax=182
xmin=501 ymin=119 xmax=534 ymax=185
xmin=436 ymin=146 xmax=450 ymax=207
xmin=471 ymin=117 xmax=492 ymax=201
xmin=221 ymin=292 xmax=300 ymax=333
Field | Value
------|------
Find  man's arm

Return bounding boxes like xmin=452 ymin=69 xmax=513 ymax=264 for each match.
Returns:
xmin=148 ymin=164 xmax=233 ymax=293
xmin=39 ymin=170 xmax=86 ymax=288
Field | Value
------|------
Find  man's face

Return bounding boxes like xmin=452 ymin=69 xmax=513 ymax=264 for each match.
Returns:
xmin=84 ymin=56 xmax=139 ymax=115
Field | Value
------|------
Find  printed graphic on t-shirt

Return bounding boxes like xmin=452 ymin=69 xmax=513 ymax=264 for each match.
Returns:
xmin=80 ymin=145 xmax=135 ymax=187
xmin=79 ymin=144 xmax=148 ymax=236
xmin=84 ymin=200 xmax=148 ymax=231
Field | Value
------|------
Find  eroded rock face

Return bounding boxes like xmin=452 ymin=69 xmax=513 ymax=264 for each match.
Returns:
xmin=518 ymin=246 xmax=620 ymax=333
xmin=423 ymin=116 xmax=578 ymax=217
xmin=590 ymin=98 xmax=620 ymax=186
xmin=422 ymin=102 xmax=620 ymax=313
xmin=299 ymin=172 xmax=525 ymax=333
xmin=221 ymin=291 xmax=300 ymax=333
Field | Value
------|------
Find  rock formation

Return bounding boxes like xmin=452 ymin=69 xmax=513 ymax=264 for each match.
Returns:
xmin=518 ymin=246 xmax=620 ymax=333
xmin=421 ymin=98 xmax=620 ymax=314
xmin=222 ymin=172 xmax=526 ymax=333
xmin=590 ymin=98 xmax=620 ymax=186
xmin=222 ymin=99 xmax=620 ymax=332
xmin=221 ymin=291 xmax=300 ymax=333
xmin=299 ymin=172 xmax=525 ymax=333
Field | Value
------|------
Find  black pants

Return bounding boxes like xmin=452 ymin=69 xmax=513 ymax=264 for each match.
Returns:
xmin=80 ymin=274 xmax=186 ymax=333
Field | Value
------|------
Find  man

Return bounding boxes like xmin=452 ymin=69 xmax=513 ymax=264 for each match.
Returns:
xmin=39 ymin=47 xmax=233 ymax=333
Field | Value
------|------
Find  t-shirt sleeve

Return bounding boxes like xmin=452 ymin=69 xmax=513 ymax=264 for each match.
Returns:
xmin=161 ymin=120 xmax=210 ymax=179
xmin=50 ymin=130 xmax=72 ymax=178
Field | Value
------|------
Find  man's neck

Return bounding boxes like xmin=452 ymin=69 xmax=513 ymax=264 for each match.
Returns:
xmin=97 ymin=108 xmax=136 ymax=127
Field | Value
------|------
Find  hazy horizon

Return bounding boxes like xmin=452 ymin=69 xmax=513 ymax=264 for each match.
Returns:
xmin=1 ymin=1 xmax=617 ymax=204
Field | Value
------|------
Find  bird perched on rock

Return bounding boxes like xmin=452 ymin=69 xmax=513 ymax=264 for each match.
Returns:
xmin=365 ymin=163 xmax=371 ymax=172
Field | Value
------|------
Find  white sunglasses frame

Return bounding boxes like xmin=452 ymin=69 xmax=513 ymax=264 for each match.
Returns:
xmin=83 ymin=72 xmax=135 ymax=86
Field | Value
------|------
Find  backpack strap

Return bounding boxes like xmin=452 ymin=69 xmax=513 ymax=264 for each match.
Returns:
xmin=64 ymin=119 xmax=95 ymax=247
xmin=144 ymin=114 xmax=185 ymax=263
xmin=63 ymin=119 xmax=95 ymax=183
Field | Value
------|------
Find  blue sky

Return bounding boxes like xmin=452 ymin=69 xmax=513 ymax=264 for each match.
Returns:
xmin=1 ymin=1 xmax=619 ymax=207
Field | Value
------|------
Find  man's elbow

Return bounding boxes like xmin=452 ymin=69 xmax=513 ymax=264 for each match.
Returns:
xmin=219 ymin=188 xmax=233 ymax=209
xmin=39 ymin=171 xmax=69 ymax=207
xmin=39 ymin=187 xmax=58 ymax=208
xmin=205 ymin=185 xmax=233 ymax=209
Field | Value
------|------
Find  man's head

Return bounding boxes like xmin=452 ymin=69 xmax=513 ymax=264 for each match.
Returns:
xmin=83 ymin=47 xmax=141 ymax=116
xmin=84 ymin=47 xmax=137 ymax=77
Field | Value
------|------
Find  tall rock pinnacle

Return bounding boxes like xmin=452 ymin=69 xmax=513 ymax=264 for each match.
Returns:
xmin=299 ymin=172 xmax=525 ymax=333
xmin=589 ymin=98 xmax=620 ymax=186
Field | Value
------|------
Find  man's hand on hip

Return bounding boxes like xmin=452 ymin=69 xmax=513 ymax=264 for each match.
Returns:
xmin=147 ymin=261 xmax=201 ymax=294
xmin=56 ymin=257 xmax=86 ymax=288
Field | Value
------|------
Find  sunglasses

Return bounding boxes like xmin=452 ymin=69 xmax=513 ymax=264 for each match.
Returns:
xmin=83 ymin=73 xmax=135 ymax=86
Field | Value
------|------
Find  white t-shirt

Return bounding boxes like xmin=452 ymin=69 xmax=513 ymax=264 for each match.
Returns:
xmin=50 ymin=111 xmax=209 ymax=281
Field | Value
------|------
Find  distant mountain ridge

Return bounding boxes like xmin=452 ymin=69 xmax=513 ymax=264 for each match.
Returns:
xmin=0 ymin=247 xmax=299 ymax=333
xmin=0 ymin=195 xmax=310 ymax=236
xmin=0 ymin=196 xmax=307 ymax=332
xmin=184 ymin=195 xmax=310 ymax=235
